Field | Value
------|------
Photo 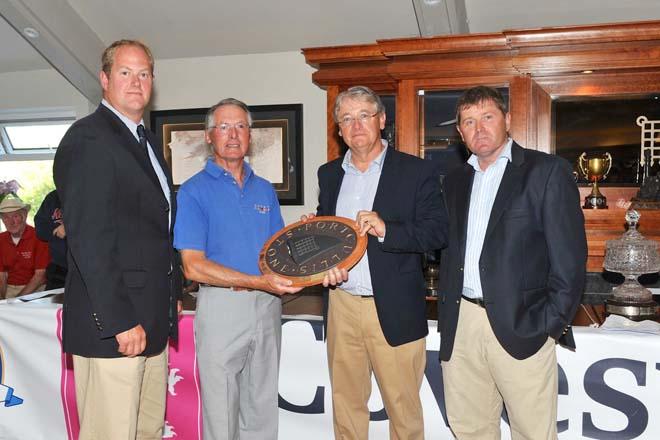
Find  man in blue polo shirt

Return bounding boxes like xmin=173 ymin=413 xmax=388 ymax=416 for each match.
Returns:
xmin=174 ymin=98 xmax=301 ymax=440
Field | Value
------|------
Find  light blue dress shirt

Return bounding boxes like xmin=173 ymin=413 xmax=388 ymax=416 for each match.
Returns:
xmin=101 ymin=99 xmax=171 ymax=228
xmin=336 ymin=141 xmax=388 ymax=296
xmin=462 ymin=138 xmax=513 ymax=299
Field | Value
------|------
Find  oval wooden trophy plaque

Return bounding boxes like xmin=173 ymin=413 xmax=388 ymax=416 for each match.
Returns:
xmin=258 ymin=216 xmax=368 ymax=287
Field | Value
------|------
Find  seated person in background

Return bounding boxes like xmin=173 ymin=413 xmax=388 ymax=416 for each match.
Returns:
xmin=35 ymin=190 xmax=67 ymax=289
xmin=0 ymin=195 xmax=49 ymax=299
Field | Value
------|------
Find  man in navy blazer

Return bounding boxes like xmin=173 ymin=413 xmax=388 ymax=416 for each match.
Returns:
xmin=438 ymin=86 xmax=587 ymax=439
xmin=315 ymin=86 xmax=447 ymax=439
xmin=54 ymin=40 xmax=180 ymax=439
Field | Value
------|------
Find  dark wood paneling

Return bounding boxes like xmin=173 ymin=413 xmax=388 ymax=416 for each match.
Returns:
xmin=396 ymin=80 xmax=418 ymax=156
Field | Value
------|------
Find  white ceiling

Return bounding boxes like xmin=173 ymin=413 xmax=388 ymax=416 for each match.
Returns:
xmin=1 ymin=0 xmax=659 ymax=74
xmin=0 ymin=15 xmax=50 ymax=72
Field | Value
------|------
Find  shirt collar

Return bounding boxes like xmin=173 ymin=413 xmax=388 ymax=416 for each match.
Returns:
xmin=102 ymin=99 xmax=144 ymax=136
xmin=342 ymin=139 xmax=388 ymax=174
xmin=3 ymin=223 xmax=32 ymax=245
xmin=204 ymin=158 xmax=254 ymax=182
xmin=467 ymin=137 xmax=513 ymax=172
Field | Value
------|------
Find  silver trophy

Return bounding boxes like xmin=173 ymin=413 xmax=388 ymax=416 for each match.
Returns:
xmin=603 ymin=210 xmax=660 ymax=320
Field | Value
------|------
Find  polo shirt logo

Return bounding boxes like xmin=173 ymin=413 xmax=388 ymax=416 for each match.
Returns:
xmin=52 ymin=208 xmax=63 ymax=222
xmin=20 ymin=251 xmax=32 ymax=259
xmin=254 ymin=204 xmax=271 ymax=214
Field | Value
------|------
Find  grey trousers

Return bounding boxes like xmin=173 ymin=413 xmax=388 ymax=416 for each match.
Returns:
xmin=195 ymin=286 xmax=282 ymax=440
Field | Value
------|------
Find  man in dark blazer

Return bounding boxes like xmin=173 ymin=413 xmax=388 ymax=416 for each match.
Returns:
xmin=438 ymin=86 xmax=587 ymax=439
xmin=315 ymin=86 xmax=447 ymax=439
xmin=54 ymin=40 xmax=180 ymax=440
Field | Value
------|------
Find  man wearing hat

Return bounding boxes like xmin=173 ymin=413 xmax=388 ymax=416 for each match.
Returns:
xmin=0 ymin=195 xmax=49 ymax=299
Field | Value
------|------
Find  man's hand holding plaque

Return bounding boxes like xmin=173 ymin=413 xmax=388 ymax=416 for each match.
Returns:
xmin=356 ymin=210 xmax=386 ymax=239
xmin=258 ymin=215 xmax=369 ymax=287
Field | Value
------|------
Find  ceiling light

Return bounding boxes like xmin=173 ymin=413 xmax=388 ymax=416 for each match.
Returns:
xmin=581 ymin=70 xmax=594 ymax=74
xmin=22 ymin=27 xmax=40 ymax=39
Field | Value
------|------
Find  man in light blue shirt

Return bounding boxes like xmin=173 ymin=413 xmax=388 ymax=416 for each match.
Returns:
xmin=175 ymin=98 xmax=301 ymax=440
xmin=438 ymin=86 xmax=586 ymax=439
xmin=315 ymin=86 xmax=448 ymax=439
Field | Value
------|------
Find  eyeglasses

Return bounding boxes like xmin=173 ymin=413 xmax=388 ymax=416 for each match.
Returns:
xmin=209 ymin=122 xmax=250 ymax=133
xmin=337 ymin=112 xmax=379 ymax=127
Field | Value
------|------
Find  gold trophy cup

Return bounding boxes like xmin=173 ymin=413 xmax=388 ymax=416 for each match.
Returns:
xmin=578 ymin=152 xmax=612 ymax=209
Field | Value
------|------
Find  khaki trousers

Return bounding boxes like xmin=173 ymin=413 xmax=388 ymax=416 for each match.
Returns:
xmin=442 ymin=299 xmax=558 ymax=440
xmin=328 ymin=288 xmax=426 ymax=440
xmin=5 ymin=283 xmax=45 ymax=299
xmin=73 ymin=347 xmax=168 ymax=440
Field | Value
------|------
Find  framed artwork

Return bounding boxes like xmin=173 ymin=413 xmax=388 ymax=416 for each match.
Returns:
xmin=150 ymin=103 xmax=303 ymax=205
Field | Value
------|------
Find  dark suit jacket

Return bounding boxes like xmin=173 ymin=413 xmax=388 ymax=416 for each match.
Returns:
xmin=54 ymin=104 xmax=181 ymax=358
xmin=438 ymin=142 xmax=587 ymax=361
xmin=317 ymin=147 xmax=448 ymax=347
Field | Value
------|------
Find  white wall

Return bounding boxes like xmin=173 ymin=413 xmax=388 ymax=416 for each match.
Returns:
xmin=151 ymin=50 xmax=327 ymax=224
xmin=0 ymin=68 xmax=91 ymax=118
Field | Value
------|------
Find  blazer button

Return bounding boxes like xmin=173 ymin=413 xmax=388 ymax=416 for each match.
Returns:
xmin=459 ymin=267 xmax=463 ymax=271
xmin=456 ymin=299 xmax=460 ymax=304
xmin=164 ymin=204 xmax=170 ymax=212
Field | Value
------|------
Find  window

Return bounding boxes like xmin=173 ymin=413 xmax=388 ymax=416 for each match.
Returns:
xmin=0 ymin=107 xmax=75 ymax=226
xmin=1 ymin=121 xmax=71 ymax=154
xmin=0 ymin=107 xmax=75 ymax=157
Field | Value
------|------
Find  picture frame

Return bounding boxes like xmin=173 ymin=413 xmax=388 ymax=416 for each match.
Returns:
xmin=150 ymin=103 xmax=303 ymax=205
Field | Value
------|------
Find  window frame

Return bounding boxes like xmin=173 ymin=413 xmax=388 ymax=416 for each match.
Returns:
xmin=0 ymin=107 xmax=76 ymax=160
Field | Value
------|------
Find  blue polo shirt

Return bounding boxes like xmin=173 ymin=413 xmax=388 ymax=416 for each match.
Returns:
xmin=174 ymin=159 xmax=284 ymax=275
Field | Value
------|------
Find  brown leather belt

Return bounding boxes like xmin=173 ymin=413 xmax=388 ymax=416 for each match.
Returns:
xmin=461 ymin=295 xmax=485 ymax=308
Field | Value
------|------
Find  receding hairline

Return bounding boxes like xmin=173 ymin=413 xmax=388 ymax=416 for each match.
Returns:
xmin=205 ymin=98 xmax=253 ymax=131
xmin=101 ymin=40 xmax=154 ymax=76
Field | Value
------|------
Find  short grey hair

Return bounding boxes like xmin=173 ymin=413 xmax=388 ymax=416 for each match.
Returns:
xmin=333 ymin=86 xmax=385 ymax=122
xmin=205 ymin=98 xmax=253 ymax=131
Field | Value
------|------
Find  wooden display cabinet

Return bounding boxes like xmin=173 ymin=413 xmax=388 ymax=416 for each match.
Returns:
xmin=303 ymin=20 xmax=660 ymax=276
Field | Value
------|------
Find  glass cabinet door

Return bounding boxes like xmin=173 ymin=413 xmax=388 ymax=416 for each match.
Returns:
xmin=553 ymin=94 xmax=660 ymax=186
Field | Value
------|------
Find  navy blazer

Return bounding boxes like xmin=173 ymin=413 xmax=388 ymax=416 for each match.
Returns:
xmin=54 ymin=105 xmax=181 ymax=357
xmin=317 ymin=147 xmax=448 ymax=346
xmin=438 ymin=142 xmax=587 ymax=361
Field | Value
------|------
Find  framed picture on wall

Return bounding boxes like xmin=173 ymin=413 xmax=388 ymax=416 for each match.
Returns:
xmin=150 ymin=103 xmax=303 ymax=205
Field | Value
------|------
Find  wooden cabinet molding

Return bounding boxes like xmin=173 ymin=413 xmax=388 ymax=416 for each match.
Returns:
xmin=303 ymin=20 xmax=660 ymax=161
xmin=303 ymin=21 xmax=660 ymax=88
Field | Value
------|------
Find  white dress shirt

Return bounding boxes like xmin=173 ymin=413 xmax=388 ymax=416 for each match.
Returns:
xmin=101 ymin=100 xmax=171 ymax=229
xmin=462 ymin=138 xmax=513 ymax=299
xmin=335 ymin=141 xmax=388 ymax=296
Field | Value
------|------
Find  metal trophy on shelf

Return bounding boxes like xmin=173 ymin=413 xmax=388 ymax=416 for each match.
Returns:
xmin=603 ymin=210 xmax=660 ymax=320
xmin=578 ymin=152 xmax=612 ymax=209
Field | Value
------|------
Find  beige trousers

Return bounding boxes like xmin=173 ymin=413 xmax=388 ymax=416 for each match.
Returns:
xmin=5 ymin=283 xmax=45 ymax=299
xmin=73 ymin=347 xmax=168 ymax=440
xmin=442 ymin=299 xmax=558 ymax=440
xmin=328 ymin=288 xmax=426 ymax=440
